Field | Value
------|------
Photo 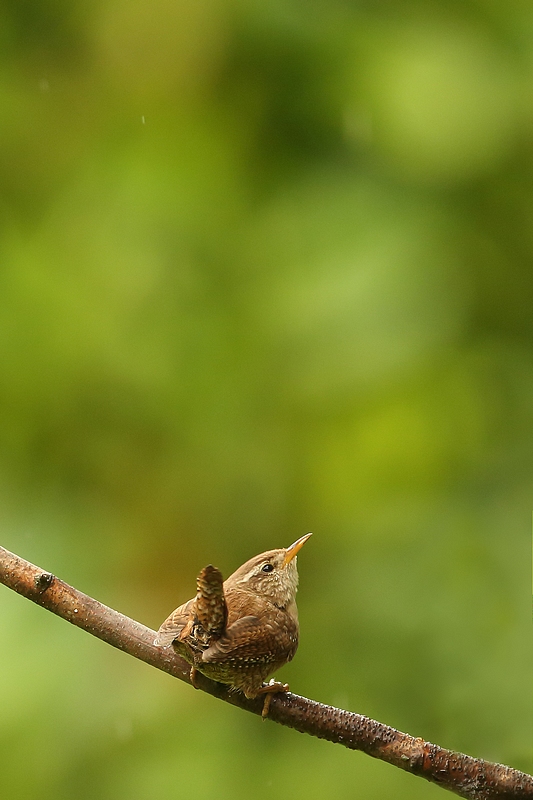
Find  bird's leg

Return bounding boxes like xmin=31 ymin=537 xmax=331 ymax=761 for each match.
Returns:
xmin=256 ymin=679 xmax=290 ymax=719
xmin=190 ymin=666 xmax=200 ymax=689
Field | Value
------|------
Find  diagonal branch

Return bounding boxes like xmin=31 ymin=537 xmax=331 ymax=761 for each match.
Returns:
xmin=0 ymin=544 xmax=531 ymax=799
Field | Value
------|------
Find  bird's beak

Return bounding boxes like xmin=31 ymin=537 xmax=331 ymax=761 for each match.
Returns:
xmin=283 ymin=532 xmax=312 ymax=566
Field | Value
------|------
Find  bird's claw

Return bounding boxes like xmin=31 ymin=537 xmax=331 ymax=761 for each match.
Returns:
xmin=257 ymin=679 xmax=290 ymax=719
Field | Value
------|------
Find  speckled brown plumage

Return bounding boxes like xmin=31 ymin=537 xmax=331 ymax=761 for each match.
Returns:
xmin=155 ymin=534 xmax=311 ymax=715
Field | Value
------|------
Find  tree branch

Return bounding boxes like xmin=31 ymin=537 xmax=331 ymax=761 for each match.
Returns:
xmin=0 ymin=545 xmax=530 ymax=799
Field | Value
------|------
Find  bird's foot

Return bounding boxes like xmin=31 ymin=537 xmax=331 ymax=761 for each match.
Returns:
xmin=189 ymin=666 xmax=200 ymax=689
xmin=256 ymin=679 xmax=290 ymax=719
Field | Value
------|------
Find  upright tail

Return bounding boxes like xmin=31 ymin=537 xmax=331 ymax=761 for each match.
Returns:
xmin=196 ymin=564 xmax=227 ymax=638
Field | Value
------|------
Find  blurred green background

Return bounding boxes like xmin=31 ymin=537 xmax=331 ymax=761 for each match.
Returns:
xmin=0 ymin=1 xmax=532 ymax=798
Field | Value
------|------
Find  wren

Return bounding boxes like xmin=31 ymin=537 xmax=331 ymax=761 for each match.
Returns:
xmin=154 ymin=533 xmax=312 ymax=717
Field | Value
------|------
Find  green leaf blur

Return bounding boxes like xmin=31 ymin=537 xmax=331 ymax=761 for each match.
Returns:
xmin=0 ymin=1 xmax=531 ymax=798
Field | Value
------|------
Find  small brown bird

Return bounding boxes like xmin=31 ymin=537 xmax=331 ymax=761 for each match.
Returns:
xmin=154 ymin=533 xmax=312 ymax=717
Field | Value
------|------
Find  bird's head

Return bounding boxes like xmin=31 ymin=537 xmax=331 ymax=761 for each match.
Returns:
xmin=225 ymin=533 xmax=312 ymax=608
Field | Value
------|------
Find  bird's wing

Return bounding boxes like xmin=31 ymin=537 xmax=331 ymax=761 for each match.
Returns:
xmin=196 ymin=564 xmax=227 ymax=638
xmin=201 ymin=614 xmax=297 ymax=665
xmin=154 ymin=598 xmax=195 ymax=647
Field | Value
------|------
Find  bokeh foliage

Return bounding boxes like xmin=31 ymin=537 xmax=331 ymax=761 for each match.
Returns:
xmin=0 ymin=1 xmax=532 ymax=798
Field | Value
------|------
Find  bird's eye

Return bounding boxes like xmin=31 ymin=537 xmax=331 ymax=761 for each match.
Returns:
xmin=261 ymin=563 xmax=274 ymax=573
